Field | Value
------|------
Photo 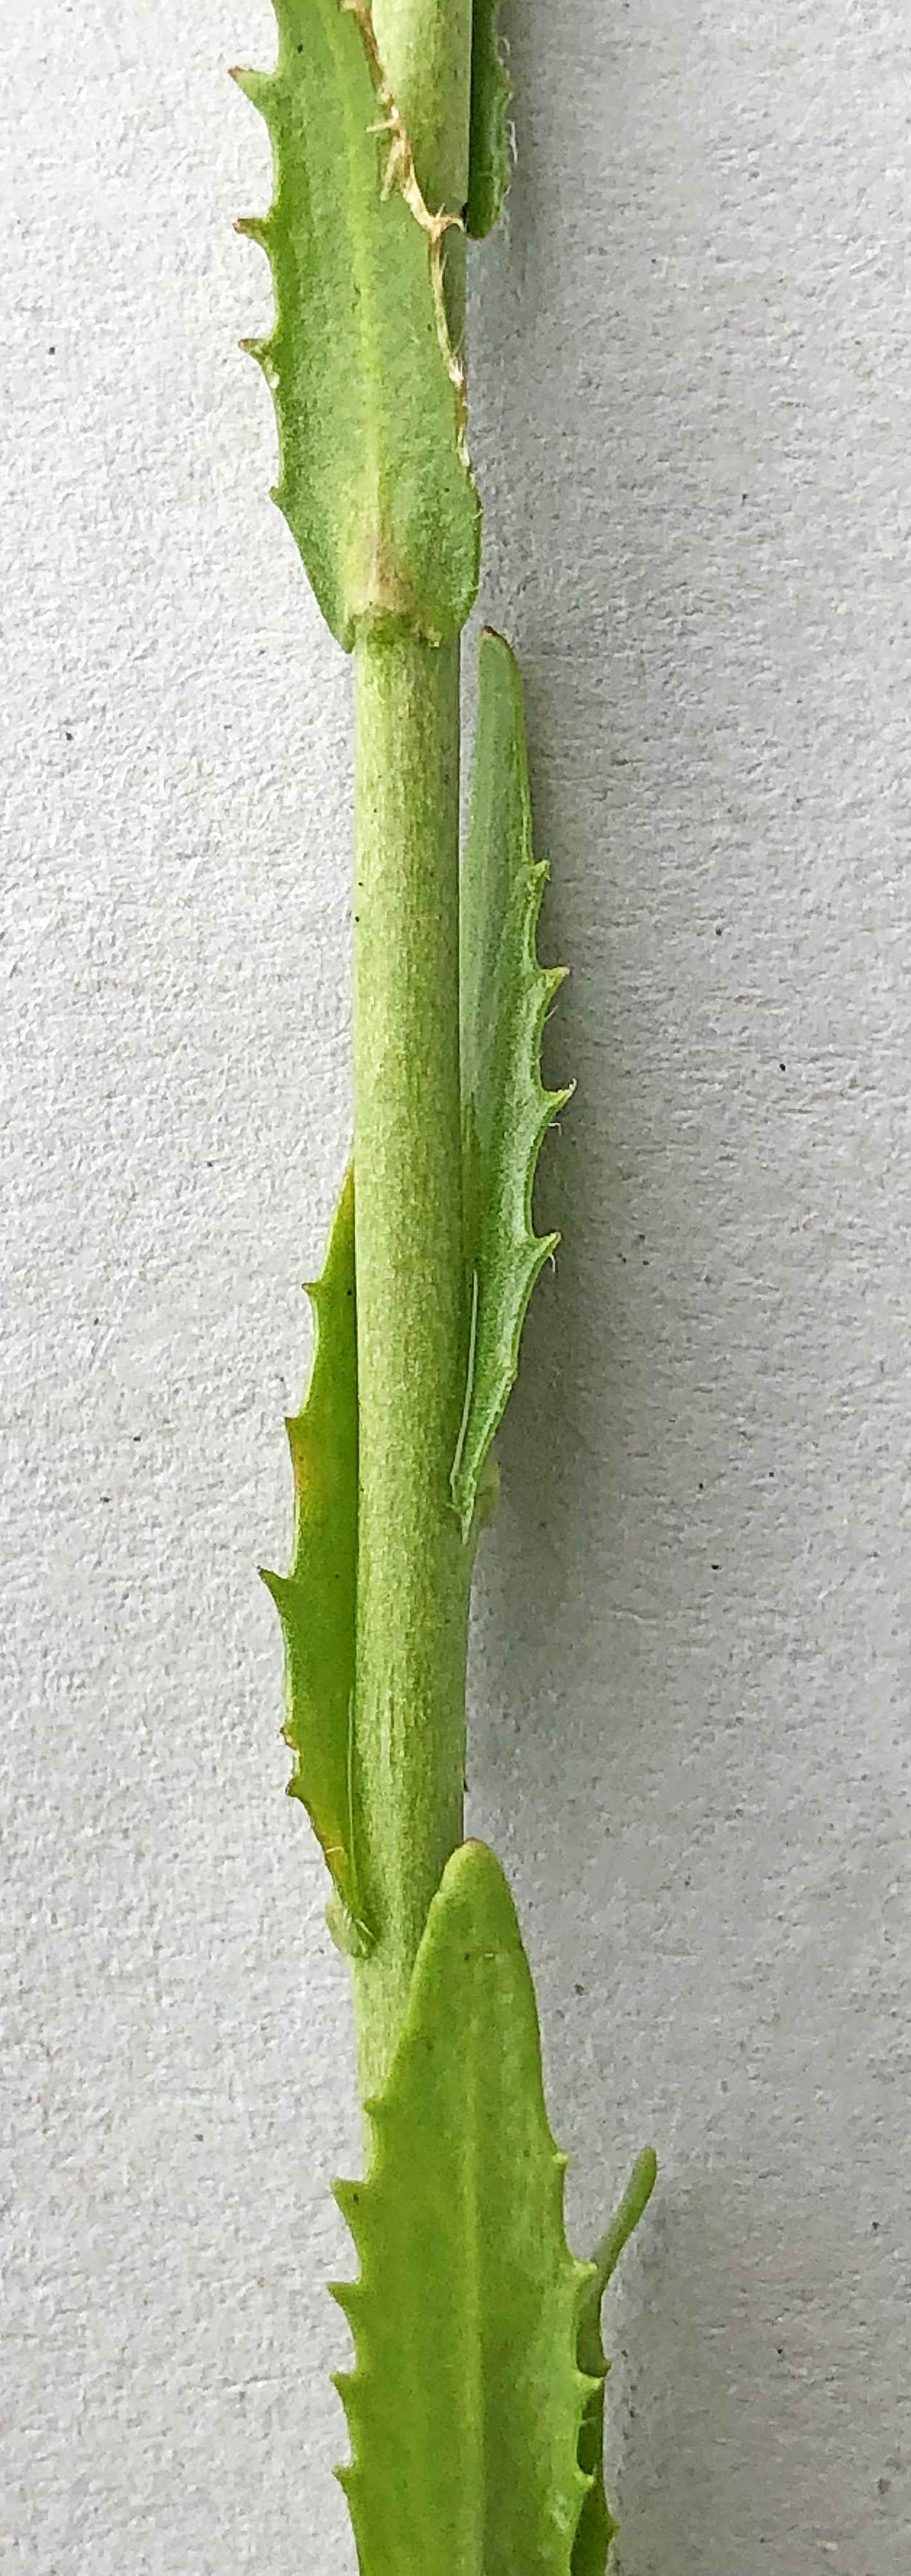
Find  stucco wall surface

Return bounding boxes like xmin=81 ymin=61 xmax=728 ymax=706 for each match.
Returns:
xmin=3 ymin=1 xmax=911 ymax=2570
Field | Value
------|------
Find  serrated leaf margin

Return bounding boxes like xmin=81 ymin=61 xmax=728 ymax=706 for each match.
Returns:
xmin=232 ymin=0 xmax=480 ymax=647
xmin=331 ymin=1841 xmax=600 ymax=2575
xmin=261 ymin=1163 xmax=370 ymax=1949
xmin=453 ymin=629 xmax=573 ymax=1536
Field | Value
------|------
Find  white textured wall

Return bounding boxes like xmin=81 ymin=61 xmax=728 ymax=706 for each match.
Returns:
xmin=3 ymin=1 xmax=911 ymax=2568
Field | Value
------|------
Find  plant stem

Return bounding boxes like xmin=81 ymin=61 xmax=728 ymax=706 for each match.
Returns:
xmin=351 ymin=630 xmax=469 ymax=2101
xmin=349 ymin=0 xmax=474 ymax=2105
xmin=370 ymin=0 xmax=473 ymax=213
xmin=370 ymin=0 xmax=473 ymax=347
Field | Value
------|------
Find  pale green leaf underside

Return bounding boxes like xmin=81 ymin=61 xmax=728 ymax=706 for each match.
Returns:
xmin=333 ymin=1840 xmax=597 ymax=2576
xmin=234 ymin=0 xmax=480 ymax=649
xmin=467 ymin=0 xmax=512 ymax=238
xmin=453 ymin=629 xmax=572 ymax=1533
xmin=573 ymin=2146 xmax=658 ymax=2576
xmin=261 ymin=1165 xmax=367 ymax=1942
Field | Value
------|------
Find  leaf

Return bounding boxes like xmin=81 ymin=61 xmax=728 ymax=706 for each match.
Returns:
xmin=467 ymin=0 xmax=512 ymax=238
xmin=233 ymin=0 xmax=480 ymax=650
xmin=261 ymin=1163 xmax=369 ymax=1947
xmin=453 ymin=629 xmax=572 ymax=1535
xmin=332 ymin=1840 xmax=598 ymax=2576
xmin=572 ymin=2147 xmax=658 ymax=2576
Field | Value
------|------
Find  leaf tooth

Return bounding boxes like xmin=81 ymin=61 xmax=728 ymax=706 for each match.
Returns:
xmin=509 ymin=1104 xmax=560 ymax=1190
xmin=526 ymin=1072 xmax=571 ymax=1160
xmin=333 ymin=2176 xmax=365 ymax=2234
xmin=259 ymin=1563 xmax=294 ymax=1619
xmin=529 ymin=952 xmax=569 ymax=1034
xmin=361 ymin=2080 xmax=395 ymax=2125
xmin=575 ymin=2351 xmax=607 ymax=2400
xmin=333 ymin=2373 xmax=370 ymax=2450
xmin=229 ymin=64 xmax=275 ymax=117
xmin=272 ymin=475 xmax=293 ymax=525
xmin=569 ymin=2457 xmax=598 ymax=2519
xmin=523 ymin=856 xmax=552 ymax=951
xmin=239 ymin=333 xmax=281 ymax=391
xmin=284 ymin=1411 xmax=310 ymax=1477
xmin=234 ymin=212 xmax=273 ymax=253
xmin=333 ymin=2435 xmax=367 ymax=2500
xmin=517 ymin=1236 xmax=558 ymax=1316
xmin=333 ymin=2458 xmax=365 ymax=2509
xmin=328 ymin=2276 xmax=363 ymax=2326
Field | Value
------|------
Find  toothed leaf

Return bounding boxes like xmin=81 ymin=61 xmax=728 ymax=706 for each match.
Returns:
xmin=332 ymin=1841 xmax=598 ymax=2575
xmin=572 ymin=2148 xmax=657 ymax=2576
xmin=234 ymin=0 xmax=480 ymax=648
xmin=262 ymin=1165 xmax=367 ymax=1939
xmin=453 ymin=630 xmax=571 ymax=1533
xmin=467 ymin=0 xmax=512 ymax=238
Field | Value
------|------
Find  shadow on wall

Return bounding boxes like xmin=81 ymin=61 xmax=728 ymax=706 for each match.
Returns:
xmin=464 ymin=0 xmax=667 ymax=1781
xmin=606 ymin=2164 xmax=899 ymax=2576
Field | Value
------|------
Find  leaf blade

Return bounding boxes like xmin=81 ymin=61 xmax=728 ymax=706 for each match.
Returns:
xmin=261 ymin=1163 xmax=367 ymax=1942
xmin=453 ymin=630 xmax=571 ymax=1533
xmin=333 ymin=1840 xmax=596 ymax=2576
xmin=573 ymin=2148 xmax=659 ymax=2576
xmin=467 ymin=0 xmax=512 ymax=238
xmin=234 ymin=0 xmax=480 ymax=648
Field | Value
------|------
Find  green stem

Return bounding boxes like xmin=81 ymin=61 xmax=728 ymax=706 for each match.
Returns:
xmin=370 ymin=0 xmax=473 ymax=212
xmin=370 ymin=0 xmax=473 ymax=346
xmin=349 ymin=0 xmax=474 ymax=2110
xmin=351 ymin=630 xmax=469 ymax=2101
